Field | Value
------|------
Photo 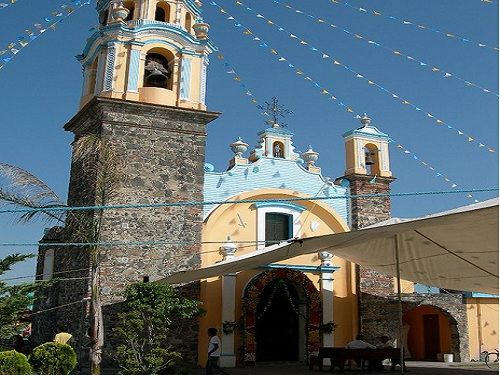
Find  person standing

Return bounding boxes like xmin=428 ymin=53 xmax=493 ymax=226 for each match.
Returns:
xmin=54 ymin=327 xmax=73 ymax=345
xmin=207 ymin=328 xmax=227 ymax=375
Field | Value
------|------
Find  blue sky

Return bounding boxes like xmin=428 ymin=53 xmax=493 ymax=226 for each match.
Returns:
xmin=0 ymin=0 xmax=498 ymax=280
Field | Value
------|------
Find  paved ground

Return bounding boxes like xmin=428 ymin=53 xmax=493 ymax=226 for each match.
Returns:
xmin=209 ymin=361 xmax=498 ymax=375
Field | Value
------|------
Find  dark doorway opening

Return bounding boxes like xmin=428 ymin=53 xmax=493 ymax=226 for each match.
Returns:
xmin=423 ymin=314 xmax=440 ymax=360
xmin=256 ymin=280 xmax=299 ymax=361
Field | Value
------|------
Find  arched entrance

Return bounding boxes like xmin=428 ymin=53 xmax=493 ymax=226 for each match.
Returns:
xmin=242 ymin=269 xmax=321 ymax=365
xmin=256 ymin=279 xmax=301 ymax=361
xmin=403 ymin=305 xmax=459 ymax=361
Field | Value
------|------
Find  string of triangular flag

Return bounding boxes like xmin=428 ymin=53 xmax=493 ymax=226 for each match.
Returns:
xmin=270 ymin=0 xmax=498 ymax=98
xmin=327 ymin=0 xmax=499 ymax=53
xmin=209 ymin=26 xmax=477 ymax=203
xmin=0 ymin=0 xmax=17 ymax=10
xmin=215 ymin=52 xmax=271 ymax=119
xmin=0 ymin=0 xmax=90 ymax=71
xmin=220 ymin=0 xmax=496 ymax=154
xmin=393 ymin=143 xmax=478 ymax=201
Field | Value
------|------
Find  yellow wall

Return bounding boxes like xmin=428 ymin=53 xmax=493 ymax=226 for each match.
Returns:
xmin=466 ymin=298 xmax=499 ymax=360
xmin=198 ymin=188 xmax=358 ymax=365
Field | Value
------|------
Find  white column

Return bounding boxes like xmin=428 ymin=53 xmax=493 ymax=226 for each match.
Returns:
xmin=220 ymin=273 xmax=237 ymax=367
xmin=319 ymin=251 xmax=335 ymax=366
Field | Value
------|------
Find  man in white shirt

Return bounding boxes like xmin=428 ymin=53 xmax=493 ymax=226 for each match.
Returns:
xmin=346 ymin=333 xmax=376 ymax=349
xmin=207 ymin=328 xmax=227 ymax=375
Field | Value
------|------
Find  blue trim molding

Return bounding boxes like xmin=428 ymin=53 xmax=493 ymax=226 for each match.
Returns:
xmin=463 ymin=292 xmax=499 ymax=298
xmin=253 ymin=201 xmax=306 ymax=213
xmin=126 ymin=48 xmax=141 ymax=92
xmin=260 ymin=263 xmax=339 ymax=274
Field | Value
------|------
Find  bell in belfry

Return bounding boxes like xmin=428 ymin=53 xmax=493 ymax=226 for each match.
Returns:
xmin=365 ymin=149 xmax=375 ymax=165
xmin=144 ymin=54 xmax=170 ymax=87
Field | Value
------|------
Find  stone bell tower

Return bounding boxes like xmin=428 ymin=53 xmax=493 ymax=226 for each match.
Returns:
xmin=335 ymin=114 xmax=396 ymax=342
xmin=33 ymin=0 xmax=219 ymax=363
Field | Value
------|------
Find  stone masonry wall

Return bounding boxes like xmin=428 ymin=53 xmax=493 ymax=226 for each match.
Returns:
xmin=33 ymin=97 xmax=219 ymax=368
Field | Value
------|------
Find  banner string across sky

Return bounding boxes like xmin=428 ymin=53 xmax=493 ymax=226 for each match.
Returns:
xmin=327 ymin=0 xmax=499 ymax=52
xmin=214 ymin=51 xmax=477 ymax=202
xmin=270 ymin=0 xmax=498 ymax=98
xmin=209 ymin=0 xmax=496 ymax=155
xmin=0 ymin=0 xmax=90 ymax=71
xmin=0 ymin=0 xmax=17 ymax=10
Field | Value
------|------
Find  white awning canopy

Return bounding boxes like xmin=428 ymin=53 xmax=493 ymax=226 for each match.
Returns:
xmin=163 ymin=199 xmax=499 ymax=295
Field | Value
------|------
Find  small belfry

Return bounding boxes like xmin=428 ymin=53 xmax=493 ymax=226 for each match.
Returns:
xmin=342 ymin=114 xmax=392 ymax=177
xmin=79 ymin=0 xmax=214 ymax=110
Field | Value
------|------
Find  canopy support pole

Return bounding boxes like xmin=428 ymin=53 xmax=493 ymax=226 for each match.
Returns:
xmin=395 ymin=234 xmax=405 ymax=374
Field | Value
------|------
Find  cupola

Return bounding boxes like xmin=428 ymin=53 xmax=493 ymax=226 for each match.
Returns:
xmin=342 ymin=114 xmax=392 ymax=177
xmin=78 ymin=0 xmax=214 ymax=111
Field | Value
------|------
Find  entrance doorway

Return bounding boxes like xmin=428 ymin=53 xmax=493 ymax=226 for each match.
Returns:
xmin=423 ymin=314 xmax=440 ymax=360
xmin=256 ymin=280 xmax=300 ymax=361
xmin=403 ymin=305 xmax=456 ymax=361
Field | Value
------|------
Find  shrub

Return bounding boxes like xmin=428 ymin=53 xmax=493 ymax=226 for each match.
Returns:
xmin=29 ymin=342 xmax=76 ymax=375
xmin=0 ymin=350 xmax=32 ymax=375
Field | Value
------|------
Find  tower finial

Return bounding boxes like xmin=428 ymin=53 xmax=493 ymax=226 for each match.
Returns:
xmin=360 ymin=113 xmax=371 ymax=127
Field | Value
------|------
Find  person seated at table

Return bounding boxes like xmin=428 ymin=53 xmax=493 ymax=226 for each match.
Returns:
xmin=376 ymin=335 xmax=393 ymax=348
xmin=345 ymin=334 xmax=376 ymax=370
xmin=373 ymin=335 xmax=393 ymax=370
xmin=346 ymin=333 xmax=376 ymax=349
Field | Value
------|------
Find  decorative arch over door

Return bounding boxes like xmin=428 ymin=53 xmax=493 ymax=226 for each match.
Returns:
xmin=242 ymin=268 xmax=322 ymax=364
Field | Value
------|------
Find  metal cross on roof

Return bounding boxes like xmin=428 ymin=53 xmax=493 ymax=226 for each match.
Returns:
xmin=258 ymin=97 xmax=293 ymax=127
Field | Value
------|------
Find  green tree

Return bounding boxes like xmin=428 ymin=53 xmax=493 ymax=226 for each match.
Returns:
xmin=0 ymin=350 xmax=32 ymax=375
xmin=29 ymin=342 xmax=77 ymax=375
xmin=112 ymin=283 xmax=203 ymax=375
xmin=0 ymin=254 xmax=46 ymax=339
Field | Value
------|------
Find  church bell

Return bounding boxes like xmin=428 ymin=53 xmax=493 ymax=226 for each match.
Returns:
xmin=145 ymin=68 xmax=169 ymax=87
xmin=365 ymin=150 xmax=375 ymax=165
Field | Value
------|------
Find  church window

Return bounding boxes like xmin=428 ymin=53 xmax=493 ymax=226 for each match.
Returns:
xmin=185 ymin=12 xmax=192 ymax=32
xmin=265 ymin=213 xmax=291 ymax=245
xmin=143 ymin=52 xmax=171 ymax=89
xmin=273 ymin=141 xmax=285 ymax=158
xmin=123 ymin=0 xmax=135 ymax=21
xmin=99 ymin=9 xmax=109 ymax=25
xmin=155 ymin=2 xmax=170 ymax=22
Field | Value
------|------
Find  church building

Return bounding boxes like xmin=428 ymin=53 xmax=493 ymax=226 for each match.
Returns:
xmin=32 ymin=0 xmax=497 ymax=369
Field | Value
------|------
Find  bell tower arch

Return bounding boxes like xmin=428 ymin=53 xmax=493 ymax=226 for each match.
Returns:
xmin=79 ymin=0 xmax=213 ymax=110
